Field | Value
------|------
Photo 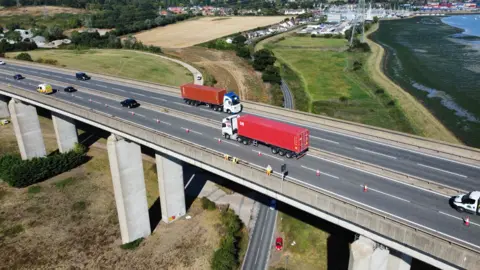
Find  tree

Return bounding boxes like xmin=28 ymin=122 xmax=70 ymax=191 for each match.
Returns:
xmin=373 ymin=16 xmax=379 ymax=23
xmin=5 ymin=30 xmax=22 ymax=42
xmin=235 ymin=46 xmax=250 ymax=59
xmin=262 ymin=65 xmax=281 ymax=84
xmin=253 ymin=49 xmax=276 ymax=71
xmin=232 ymin=35 xmax=246 ymax=45
xmin=15 ymin=52 xmax=33 ymax=62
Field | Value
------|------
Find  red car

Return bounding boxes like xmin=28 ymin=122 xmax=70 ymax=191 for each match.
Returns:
xmin=275 ymin=237 xmax=283 ymax=251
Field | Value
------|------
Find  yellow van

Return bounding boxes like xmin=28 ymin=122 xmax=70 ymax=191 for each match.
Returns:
xmin=37 ymin=83 xmax=53 ymax=94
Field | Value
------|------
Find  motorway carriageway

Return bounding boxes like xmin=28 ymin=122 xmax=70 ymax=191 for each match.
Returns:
xmin=1 ymin=63 xmax=479 ymax=192
xmin=1 ymin=73 xmax=480 ymax=251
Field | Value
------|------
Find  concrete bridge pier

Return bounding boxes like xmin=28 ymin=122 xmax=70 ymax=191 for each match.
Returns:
xmin=0 ymin=95 xmax=10 ymax=118
xmin=52 ymin=112 xmax=78 ymax=153
xmin=349 ymin=235 xmax=411 ymax=270
xmin=107 ymin=134 xmax=151 ymax=244
xmin=156 ymin=153 xmax=186 ymax=224
xmin=8 ymin=98 xmax=46 ymax=160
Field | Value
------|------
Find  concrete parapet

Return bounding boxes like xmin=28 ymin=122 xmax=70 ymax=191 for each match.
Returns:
xmin=156 ymin=153 xmax=186 ymax=224
xmin=2 ymin=86 xmax=479 ymax=270
xmin=0 ymin=95 xmax=9 ymax=118
xmin=107 ymin=134 xmax=151 ymax=244
xmin=52 ymin=112 xmax=78 ymax=153
xmin=8 ymin=98 xmax=46 ymax=160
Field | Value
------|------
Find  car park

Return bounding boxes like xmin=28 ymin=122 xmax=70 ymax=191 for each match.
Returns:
xmin=64 ymin=86 xmax=77 ymax=92
xmin=120 ymin=98 xmax=140 ymax=108
xmin=13 ymin=74 xmax=24 ymax=80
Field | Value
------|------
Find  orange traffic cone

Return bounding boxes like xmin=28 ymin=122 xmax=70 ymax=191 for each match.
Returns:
xmin=363 ymin=185 xmax=368 ymax=192
xmin=186 ymin=128 xmax=189 ymax=133
xmin=218 ymin=138 xmax=221 ymax=143
xmin=464 ymin=216 xmax=470 ymax=226
xmin=258 ymin=151 xmax=262 ymax=156
xmin=316 ymin=170 xmax=320 ymax=176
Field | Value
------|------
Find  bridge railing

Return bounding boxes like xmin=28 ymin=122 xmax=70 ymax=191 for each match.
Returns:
xmin=1 ymin=85 xmax=479 ymax=270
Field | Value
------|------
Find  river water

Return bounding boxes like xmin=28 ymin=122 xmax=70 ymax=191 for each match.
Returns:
xmin=370 ymin=15 xmax=480 ymax=147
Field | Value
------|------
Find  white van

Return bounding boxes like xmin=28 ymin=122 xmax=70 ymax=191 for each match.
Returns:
xmin=450 ymin=191 xmax=480 ymax=215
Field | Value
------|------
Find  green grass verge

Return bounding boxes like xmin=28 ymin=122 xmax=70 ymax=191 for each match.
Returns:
xmin=54 ymin=177 xmax=76 ymax=189
xmin=28 ymin=186 xmax=41 ymax=194
xmin=271 ymin=37 xmax=415 ymax=133
xmin=6 ymin=49 xmax=193 ymax=87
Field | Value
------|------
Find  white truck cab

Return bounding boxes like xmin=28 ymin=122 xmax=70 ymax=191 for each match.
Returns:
xmin=223 ymin=92 xmax=242 ymax=114
xmin=451 ymin=191 xmax=480 ymax=215
xmin=222 ymin=115 xmax=240 ymax=140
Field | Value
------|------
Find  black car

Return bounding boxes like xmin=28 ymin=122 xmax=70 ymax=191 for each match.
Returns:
xmin=64 ymin=86 xmax=77 ymax=92
xmin=120 ymin=98 xmax=140 ymax=108
xmin=13 ymin=74 xmax=24 ymax=80
xmin=76 ymin=72 xmax=90 ymax=80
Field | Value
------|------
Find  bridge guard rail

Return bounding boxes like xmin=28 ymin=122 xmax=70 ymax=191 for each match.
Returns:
xmin=1 ymin=85 xmax=478 ymax=270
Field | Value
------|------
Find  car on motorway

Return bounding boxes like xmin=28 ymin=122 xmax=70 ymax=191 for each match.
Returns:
xmin=120 ymin=98 xmax=140 ymax=108
xmin=64 ymin=86 xmax=77 ymax=93
xmin=450 ymin=191 xmax=480 ymax=215
xmin=275 ymin=237 xmax=283 ymax=251
xmin=196 ymin=74 xmax=202 ymax=81
xmin=13 ymin=74 xmax=24 ymax=80
xmin=76 ymin=72 xmax=90 ymax=80
xmin=0 ymin=60 xmax=5 ymax=65
xmin=37 ymin=83 xmax=53 ymax=94
xmin=269 ymin=199 xmax=276 ymax=210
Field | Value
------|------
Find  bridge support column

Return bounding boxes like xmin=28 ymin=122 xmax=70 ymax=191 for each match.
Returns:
xmin=52 ymin=112 xmax=78 ymax=153
xmin=8 ymin=99 xmax=46 ymax=160
xmin=0 ymin=95 xmax=10 ymax=118
xmin=387 ymin=250 xmax=412 ymax=270
xmin=156 ymin=153 xmax=186 ymax=224
xmin=348 ymin=236 xmax=388 ymax=270
xmin=107 ymin=134 xmax=151 ymax=244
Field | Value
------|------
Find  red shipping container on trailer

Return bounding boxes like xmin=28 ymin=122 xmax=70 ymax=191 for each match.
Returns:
xmin=180 ymin=83 xmax=226 ymax=106
xmin=237 ymin=114 xmax=309 ymax=154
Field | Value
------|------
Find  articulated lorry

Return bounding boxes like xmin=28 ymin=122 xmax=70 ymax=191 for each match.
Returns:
xmin=180 ymin=83 xmax=242 ymax=114
xmin=222 ymin=114 xmax=309 ymax=159
xmin=450 ymin=191 xmax=480 ymax=215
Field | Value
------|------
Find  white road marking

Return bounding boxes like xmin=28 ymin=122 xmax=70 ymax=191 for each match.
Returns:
xmin=285 ymin=175 xmax=480 ymax=250
xmin=439 ymin=211 xmax=480 ymax=228
xmin=112 ymin=87 xmax=126 ymax=92
xmin=95 ymin=84 xmax=107 ymax=88
xmin=150 ymin=96 xmax=167 ymax=102
xmin=307 ymin=153 xmax=450 ymax=198
xmin=152 ymin=118 xmax=172 ymax=125
xmin=30 ymin=71 xmax=39 ymax=74
xmin=301 ymin=165 xmax=339 ymax=179
xmin=214 ymin=137 xmax=240 ymax=147
xmin=366 ymin=186 xmax=411 ymax=203
xmin=174 ymin=101 xmax=191 ymax=107
xmin=108 ymin=106 xmax=121 ymax=110
xmin=92 ymin=101 xmax=102 ymax=105
xmin=417 ymin=163 xmax=467 ymax=178
xmin=74 ymin=96 xmax=83 ymax=100
xmin=134 ymin=93 xmax=146 ymax=97
xmin=310 ymin=135 xmax=340 ymax=144
xmin=66 ymin=78 xmax=76 ymax=82
xmin=184 ymin=174 xmax=196 ymax=190
xmin=200 ymin=108 xmax=220 ymax=114
xmin=355 ymin=147 xmax=397 ymax=160
xmin=133 ymin=112 xmax=145 ymax=117
xmin=52 ymin=75 xmax=63 ymax=79
xmin=252 ymin=150 xmax=284 ymax=161
xmin=181 ymin=127 xmax=202 ymax=135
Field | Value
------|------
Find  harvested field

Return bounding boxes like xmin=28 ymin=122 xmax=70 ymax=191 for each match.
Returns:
xmin=166 ymin=47 xmax=269 ymax=103
xmin=134 ymin=16 xmax=289 ymax=48
xmin=0 ymin=6 xmax=87 ymax=16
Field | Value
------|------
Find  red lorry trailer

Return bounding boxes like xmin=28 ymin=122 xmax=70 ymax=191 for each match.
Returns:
xmin=180 ymin=83 xmax=242 ymax=114
xmin=222 ymin=114 xmax=309 ymax=158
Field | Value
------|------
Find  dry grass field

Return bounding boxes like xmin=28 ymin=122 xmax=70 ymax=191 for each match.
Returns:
xmin=134 ymin=16 xmax=289 ymax=48
xmin=0 ymin=6 xmax=87 ymax=16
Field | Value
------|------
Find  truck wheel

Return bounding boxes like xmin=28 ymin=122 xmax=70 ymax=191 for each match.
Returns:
xmin=224 ymin=134 xmax=230 ymax=140
xmin=286 ymin=152 xmax=293 ymax=159
xmin=227 ymin=109 xmax=231 ymax=114
xmin=278 ymin=150 xmax=286 ymax=156
xmin=242 ymin=139 xmax=249 ymax=145
xmin=457 ymin=207 xmax=465 ymax=213
xmin=237 ymin=137 xmax=243 ymax=143
xmin=271 ymin=148 xmax=278 ymax=154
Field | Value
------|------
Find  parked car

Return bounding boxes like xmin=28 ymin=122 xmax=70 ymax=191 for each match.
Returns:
xmin=0 ymin=60 xmax=5 ymax=65
xmin=13 ymin=74 xmax=24 ymax=80
xmin=275 ymin=237 xmax=283 ymax=251
xmin=76 ymin=72 xmax=90 ymax=80
xmin=120 ymin=98 xmax=140 ymax=108
xmin=64 ymin=86 xmax=77 ymax=92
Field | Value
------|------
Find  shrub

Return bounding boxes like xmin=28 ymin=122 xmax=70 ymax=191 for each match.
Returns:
xmin=339 ymin=96 xmax=349 ymax=103
xmin=375 ymin=88 xmax=385 ymax=95
xmin=235 ymin=46 xmax=250 ymax=59
xmin=387 ymin=100 xmax=396 ymax=106
xmin=201 ymin=197 xmax=216 ymax=210
xmin=353 ymin=60 xmax=363 ymax=71
xmin=36 ymin=58 xmax=58 ymax=66
xmin=15 ymin=52 xmax=33 ymax=62
xmin=0 ymin=143 xmax=87 ymax=188
xmin=120 ymin=237 xmax=144 ymax=250
xmin=211 ymin=209 xmax=243 ymax=270
xmin=262 ymin=65 xmax=281 ymax=84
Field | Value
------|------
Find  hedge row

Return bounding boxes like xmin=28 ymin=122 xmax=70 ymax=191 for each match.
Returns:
xmin=211 ymin=209 xmax=244 ymax=270
xmin=0 ymin=143 xmax=87 ymax=188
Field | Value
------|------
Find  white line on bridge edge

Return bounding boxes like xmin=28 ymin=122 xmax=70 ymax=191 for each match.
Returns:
xmin=438 ymin=211 xmax=480 ymax=228
xmin=284 ymin=174 xmax=480 ymax=250
xmin=310 ymin=135 xmax=340 ymax=144
xmin=365 ymin=185 xmax=411 ymax=203
xmin=355 ymin=147 xmax=397 ymax=160
xmin=252 ymin=150 xmax=284 ymax=161
xmin=181 ymin=127 xmax=202 ymax=135
xmin=307 ymin=153 xmax=450 ymax=198
xmin=417 ymin=163 xmax=467 ymax=178
xmin=214 ymin=137 xmax=240 ymax=147
xmin=301 ymin=165 xmax=339 ymax=179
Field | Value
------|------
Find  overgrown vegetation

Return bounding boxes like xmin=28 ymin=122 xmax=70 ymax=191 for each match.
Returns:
xmin=0 ymin=143 xmax=87 ymax=188
xmin=0 ymin=39 xmax=38 ymax=54
xmin=201 ymin=197 xmax=216 ymax=211
xmin=120 ymin=237 xmax=144 ymax=250
xmin=211 ymin=209 xmax=244 ymax=270
xmin=14 ymin=52 xmax=33 ymax=61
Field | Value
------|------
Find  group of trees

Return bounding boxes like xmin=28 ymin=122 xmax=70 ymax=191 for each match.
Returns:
xmin=253 ymin=49 xmax=281 ymax=85
xmin=0 ymin=39 xmax=37 ymax=55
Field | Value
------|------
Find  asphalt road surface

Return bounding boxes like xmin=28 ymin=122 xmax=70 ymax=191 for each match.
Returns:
xmin=1 ymin=62 xmax=478 ymax=192
xmin=1 ymin=70 xmax=479 ymax=252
